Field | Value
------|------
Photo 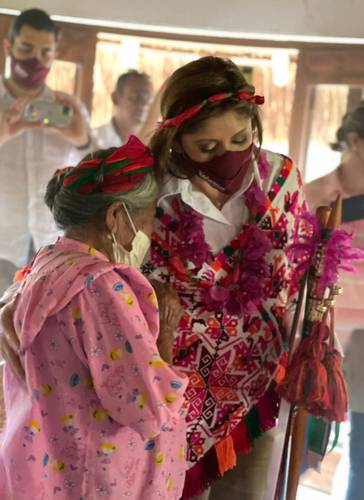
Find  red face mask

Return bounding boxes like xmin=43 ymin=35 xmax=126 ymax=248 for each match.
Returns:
xmin=10 ymin=55 xmax=50 ymax=89
xmin=184 ymin=144 xmax=254 ymax=194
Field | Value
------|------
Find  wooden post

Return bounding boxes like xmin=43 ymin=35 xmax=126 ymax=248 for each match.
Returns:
xmin=286 ymin=409 xmax=308 ymax=500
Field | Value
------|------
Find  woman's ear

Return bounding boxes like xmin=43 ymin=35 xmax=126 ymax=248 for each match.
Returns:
xmin=105 ymin=202 xmax=123 ymax=234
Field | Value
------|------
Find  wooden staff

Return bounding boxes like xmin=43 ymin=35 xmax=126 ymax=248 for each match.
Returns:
xmin=283 ymin=198 xmax=342 ymax=500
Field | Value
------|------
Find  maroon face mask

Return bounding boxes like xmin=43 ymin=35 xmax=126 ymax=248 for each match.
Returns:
xmin=10 ymin=55 xmax=50 ymax=89
xmin=184 ymin=144 xmax=254 ymax=194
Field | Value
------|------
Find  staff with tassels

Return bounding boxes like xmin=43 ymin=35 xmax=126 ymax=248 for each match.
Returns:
xmin=273 ymin=195 xmax=364 ymax=500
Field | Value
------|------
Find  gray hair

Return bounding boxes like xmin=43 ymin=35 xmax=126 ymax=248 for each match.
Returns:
xmin=45 ymin=148 xmax=158 ymax=230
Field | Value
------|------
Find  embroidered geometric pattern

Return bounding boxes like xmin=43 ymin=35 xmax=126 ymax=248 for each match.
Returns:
xmin=144 ymin=151 xmax=306 ymax=476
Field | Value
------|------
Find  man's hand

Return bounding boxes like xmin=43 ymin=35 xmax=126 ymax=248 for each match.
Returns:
xmin=0 ymin=98 xmax=39 ymax=146
xmin=50 ymin=92 xmax=89 ymax=148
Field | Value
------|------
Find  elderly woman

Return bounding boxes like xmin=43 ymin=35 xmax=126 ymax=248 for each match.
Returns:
xmin=0 ymin=136 xmax=188 ymax=500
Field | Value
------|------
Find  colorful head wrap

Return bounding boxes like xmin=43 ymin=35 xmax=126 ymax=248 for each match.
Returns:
xmin=160 ymin=90 xmax=265 ymax=129
xmin=60 ymin=135 xmax=154 ymax=195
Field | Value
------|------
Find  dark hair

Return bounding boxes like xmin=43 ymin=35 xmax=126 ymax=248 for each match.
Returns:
xmin=116 ymin=70 xmax=151 ymax=95
xmin=9 ymin=9 xmax=60 ymax=43
xmin=45 ymin=148 xmax=158 ymax=230
xmin=331 ymin=101 xmax=364 ymax=152
xmin=149 ymin=56 xmax=263 ymax=179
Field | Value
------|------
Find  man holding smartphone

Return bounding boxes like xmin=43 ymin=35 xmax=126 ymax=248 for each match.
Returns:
xmin=0 ymin=8 xmax=93 ymax=290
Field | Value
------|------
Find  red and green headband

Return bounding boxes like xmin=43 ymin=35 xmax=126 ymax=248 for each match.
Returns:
xmin=59 ymin=136 xmax=155 ymax=195
xmin=160 ymin=90 xmax=265 ymax=129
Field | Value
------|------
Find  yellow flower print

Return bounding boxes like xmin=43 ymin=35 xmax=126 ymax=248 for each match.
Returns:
xmin=179 ymin=444 xmax=185 ymax=460
xmin=40 ymin=384 xmax=53 ymax=396
xmin=123 ymin=293 xmax=135 ymax=306
xmin=136 ymin=392 xmax=148 ymax=410
xmin=53 ymin=459 xmax=65 ymax=472
xmin=155 ymin=452 xmax=164 ymax=465
xmin=109 ymin=348 xmax=122 ymax=361
xmin=164 ymin=393 xmax=177 ymax=404
xmin=88 ymin=247 xmax=97 ymax=256
xmin=149 ymin=354 xmax=167 ymax=368
xmin=92 ymin=409 xmax=110 ymax=421
xmin=71 ymin=307 xmax=81 ymax=321
xmin=61 ymin=415 xmax=73 ymax=427
xmin=100 ymin=443 xmax=116 ymax=456
xmin=148 ymin=291 xmax=158 ymax=306
xmin=166 ymin=474 xmax=173 ymax=492
xmin=29 ymin=419 xmax=41 ymax=435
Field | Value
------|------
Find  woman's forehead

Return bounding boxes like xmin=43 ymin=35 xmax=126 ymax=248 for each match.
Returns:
xmin=186 ymin=111 xmax=252 ymax=140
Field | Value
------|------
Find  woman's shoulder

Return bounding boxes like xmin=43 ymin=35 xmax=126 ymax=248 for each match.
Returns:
xmin=90 ymin=264 xmax=155 ymax=300
xmin=305 ymin=169 xmax=341 ymax=211
xmin=259 ymin=149 xmax=298 ymax=192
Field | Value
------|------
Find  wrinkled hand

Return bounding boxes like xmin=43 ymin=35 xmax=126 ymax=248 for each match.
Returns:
xmin=154 ymin=282 xmax=183 ymax=332
xmin=0 ymin=298 xmax=24 ymax=381
xmin=152 ymin=282 xmax=183 ymax=362
xmin=51 ymin=92 xmax=89 ymax=147
xmin=0 ymin=98 xmax=39 ymax=145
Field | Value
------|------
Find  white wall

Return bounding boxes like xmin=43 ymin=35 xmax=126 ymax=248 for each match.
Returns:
xmin=2 ymin=0 xmax=364 ymax=41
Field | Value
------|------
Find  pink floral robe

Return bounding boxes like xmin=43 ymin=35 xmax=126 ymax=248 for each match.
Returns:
xmin=0 ymin=238 xmax=188 ymax=500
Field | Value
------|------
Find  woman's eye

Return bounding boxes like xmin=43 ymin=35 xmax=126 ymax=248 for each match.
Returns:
xmin=200 ymin=144 xmax=216 ymax=153
xmin=233 ymin=137 xmax=247 ymax=145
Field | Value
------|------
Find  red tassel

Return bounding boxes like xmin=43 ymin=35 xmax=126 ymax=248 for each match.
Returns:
xmin=278 ymin=319 xmax=348 ymax=423
xmin=278 ymin=331 xmax=328 ymax=406
xmin=182 ymin=447 xmax=219 ymax=499
xmin=320 ymin=349 xmax=348 ymax=422
xmin=229 ymin=418 xmax=252 ymax=454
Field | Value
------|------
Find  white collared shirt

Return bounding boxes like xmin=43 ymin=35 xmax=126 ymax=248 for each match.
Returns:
xmin=93 ymin=119 xmax=123 ymax=149
xmin=158 ymin=151 xmax=284 ymax=253
xmin=0 ymin=78 xmax=92 ymax=266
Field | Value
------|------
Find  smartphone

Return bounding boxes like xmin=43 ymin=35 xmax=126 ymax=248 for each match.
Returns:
xmin=339 ymin=194 xmax=364 ymax=223
xmin=23 ymin=100 xmax=72 ymax=128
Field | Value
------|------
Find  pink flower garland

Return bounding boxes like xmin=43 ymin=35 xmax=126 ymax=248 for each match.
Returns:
xmin=173 ymin=152 xmax=273 ymax=318
xmin=176 ymin=205 xmax=211 ymax=268
xmin=287 ymin=209 xmax=364 ymax=294
xmin=203 ymin=225 xmax=272 ymax=317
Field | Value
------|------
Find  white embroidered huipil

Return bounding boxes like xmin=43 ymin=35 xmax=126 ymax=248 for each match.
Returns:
xmin=0 ymin=78 xmax=92 ymax=266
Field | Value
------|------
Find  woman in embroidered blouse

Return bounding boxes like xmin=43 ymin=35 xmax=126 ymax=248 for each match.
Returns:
xmin=0 ymin=137 xmax=188 ymax=500
xmin=143 ymin=56 xmax=306 ymax=500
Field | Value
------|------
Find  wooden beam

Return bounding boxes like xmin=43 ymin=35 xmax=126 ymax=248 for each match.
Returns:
xmin=2 ymin=12 xmax=364 ymax=52
xmin=288 ymin=51 xmax=312 ymax=172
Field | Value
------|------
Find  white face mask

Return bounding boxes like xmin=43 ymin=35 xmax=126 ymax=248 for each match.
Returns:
xmin=111 ymin=203 xmax=151 ymax=268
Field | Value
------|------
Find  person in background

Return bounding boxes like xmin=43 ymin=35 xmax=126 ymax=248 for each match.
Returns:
xmin=0 ymin=137 xmax=188 ymax=499
xmin=94 ymin=70 xmax=154 ymax=148
xmin=305 ymin=102 xmax=364 ymax=500
xmin=0 ymin=8 xmax=93 ymax=292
